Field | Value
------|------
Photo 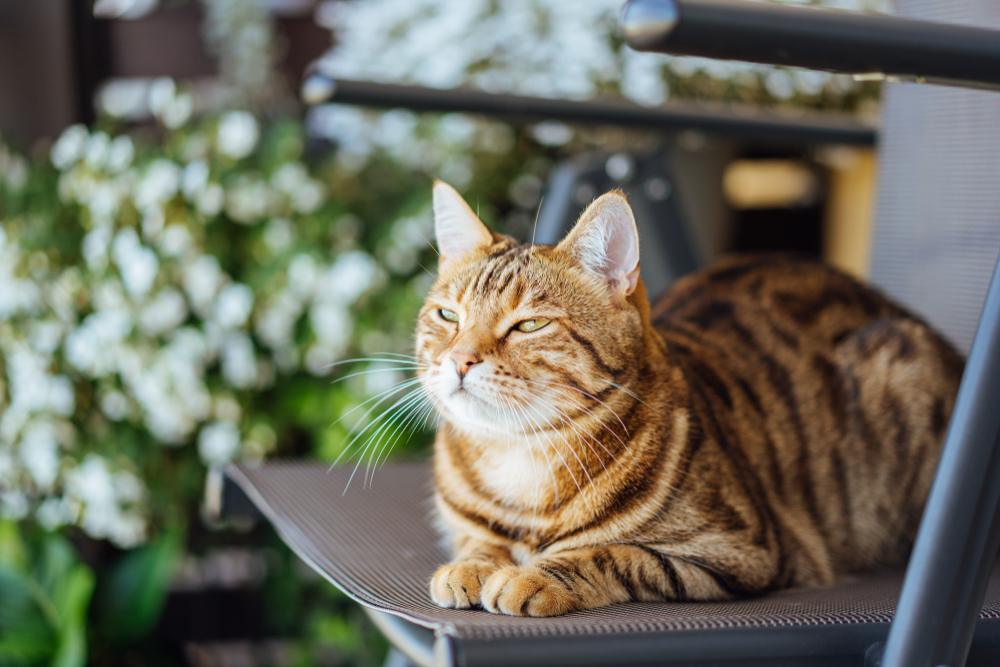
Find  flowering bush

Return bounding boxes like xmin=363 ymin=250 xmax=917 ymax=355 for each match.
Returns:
xmin=0 ymin=76 xmax=563 ymax=560
xmin=317 ymin=0 xmax=889 ymax=111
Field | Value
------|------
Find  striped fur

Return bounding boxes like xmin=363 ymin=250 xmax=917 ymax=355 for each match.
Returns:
xmin=419 ymin=189 xmax=963 ymax=616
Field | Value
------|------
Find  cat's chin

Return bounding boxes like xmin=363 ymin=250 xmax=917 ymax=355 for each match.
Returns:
xmin=438 ymin=389 xmax=537 ymax=440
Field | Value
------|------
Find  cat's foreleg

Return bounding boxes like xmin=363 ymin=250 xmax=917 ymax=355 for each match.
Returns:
xmin=480 ymin=543 xmax=758 ymax=616
xmin=430 ymin=539 xmax=515 ymax=609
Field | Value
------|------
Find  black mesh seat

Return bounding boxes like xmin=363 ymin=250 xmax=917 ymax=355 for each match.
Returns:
xmin=222 ymin=462 xmax=1000 ymax=666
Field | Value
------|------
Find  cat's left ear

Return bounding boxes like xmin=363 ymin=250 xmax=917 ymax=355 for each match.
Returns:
xmin=432 ymin=180 xmax=492 ymax=266
xmin=557 ymin=191 xmax=640 ymax=297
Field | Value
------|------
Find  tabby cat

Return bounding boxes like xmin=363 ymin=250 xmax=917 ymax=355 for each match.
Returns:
xmin=418 ymin=181 xmax=962 ymax=617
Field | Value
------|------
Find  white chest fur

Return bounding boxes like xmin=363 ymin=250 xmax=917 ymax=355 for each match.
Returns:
xmin=476 ymin=444 xmax=552 ymax=510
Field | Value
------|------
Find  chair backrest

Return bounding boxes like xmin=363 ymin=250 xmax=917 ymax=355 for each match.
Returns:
xmin=868 ymin=0 xmax=1000 ymax=353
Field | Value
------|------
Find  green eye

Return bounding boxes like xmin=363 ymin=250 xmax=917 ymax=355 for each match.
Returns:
xmin=515 ymin=318 xmax=550 ymax=333
xmin=438 ymin=308 xmax=460 ymax=323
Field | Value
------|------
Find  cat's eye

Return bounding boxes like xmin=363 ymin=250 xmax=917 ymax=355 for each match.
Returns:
xmin=515 ymin=318 xmax=550 ymax=333
xmin=438 ymin=308 xmax=460 ymax=323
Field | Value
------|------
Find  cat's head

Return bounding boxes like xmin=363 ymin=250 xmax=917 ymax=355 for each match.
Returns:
xmin=416 ymin=181 xmax=648 ymax=440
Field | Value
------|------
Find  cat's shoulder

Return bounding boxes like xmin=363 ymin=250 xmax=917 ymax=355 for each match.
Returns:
xmin=649 ymin=253 xmax=891 ymax=328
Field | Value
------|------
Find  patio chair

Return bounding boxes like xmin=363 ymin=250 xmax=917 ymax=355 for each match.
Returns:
xmin=215 ymin=2 xmax=1000 ymax=665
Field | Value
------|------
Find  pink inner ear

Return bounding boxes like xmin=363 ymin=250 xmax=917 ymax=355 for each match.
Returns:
xmin=599 ymin=204 xmax=640 ymax=295
xmin=433 ymin=182 xmax=491 ymax=262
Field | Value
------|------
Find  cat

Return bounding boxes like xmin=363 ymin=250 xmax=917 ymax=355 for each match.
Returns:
xmin=417 ymin=181 xmax=963 ymax=617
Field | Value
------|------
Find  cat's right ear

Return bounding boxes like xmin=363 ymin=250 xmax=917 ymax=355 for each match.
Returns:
xmin=433 ymin=180 xmax=492 ymax=267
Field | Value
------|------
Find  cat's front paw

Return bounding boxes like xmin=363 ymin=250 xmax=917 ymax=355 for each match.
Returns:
xmin=480 ymin=566 xmax=577 ymax=617
xmin=430 ymin=560 xmax=500 ymax=609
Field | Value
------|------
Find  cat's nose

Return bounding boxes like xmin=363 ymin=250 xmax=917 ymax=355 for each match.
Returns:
xmin=450 ymin=350 xmax=482 ymax=378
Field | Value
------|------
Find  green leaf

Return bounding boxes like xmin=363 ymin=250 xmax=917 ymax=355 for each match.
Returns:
xmin=95 ymin=531 xmax=181 ymax=645
xmin=0 ymin=567 xmax=58 ymax=666
xmin=50 ymin=566 xmax=94 ymax=667
xmin=0 ymin=521 xmax=28 ymax=573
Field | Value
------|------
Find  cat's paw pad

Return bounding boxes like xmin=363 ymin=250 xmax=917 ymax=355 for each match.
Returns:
xmin=430 ymin=560 xmax=498 ymax=609
xmin=480 ymin=566 xmax=577 ymax=617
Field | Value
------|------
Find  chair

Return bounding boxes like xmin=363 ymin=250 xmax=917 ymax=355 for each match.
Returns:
xmin=216 ymin=2 xmax=1000 ymax=665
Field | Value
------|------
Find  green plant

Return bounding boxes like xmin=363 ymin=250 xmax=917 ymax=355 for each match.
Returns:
xmin=0 ymin=521 xmax=94 ymax=667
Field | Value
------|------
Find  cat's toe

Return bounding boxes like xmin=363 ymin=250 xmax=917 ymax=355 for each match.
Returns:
xmin=429 ymin=560 xmax=496 ymax=609
xmin=481 ymin=566 xmax=577 ymax=617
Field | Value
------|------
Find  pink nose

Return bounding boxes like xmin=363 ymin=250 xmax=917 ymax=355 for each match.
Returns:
xmin=450 ymin=350 xmax=481 ymax=378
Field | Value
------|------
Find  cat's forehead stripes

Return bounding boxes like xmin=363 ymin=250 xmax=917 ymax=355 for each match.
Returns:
xmin=445 ymin=244 xmax=546 ymax=310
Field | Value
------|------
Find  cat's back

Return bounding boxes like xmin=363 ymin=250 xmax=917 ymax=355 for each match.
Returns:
xmin=651 ymin=254 xmax=908 ymax=345
xmin=648 ymin=254 xmax=963 ymax=578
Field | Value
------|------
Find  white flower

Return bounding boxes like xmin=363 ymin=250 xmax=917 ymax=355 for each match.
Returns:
xmin=36 ymin=497 xmax=73 ymax=530
xmin=183 ymin=255 xmax=225 ymax=314
xmin=216 ymin=111 xmax=259 ymax=159
xmin=263 ymin=218 xmax=293 ymax=252
xmin=82 ymin=225 xmax=113 ymax=269
xmin=19 ymin=420 xmax=60 ymax=490
xmin=214 ymin=283 xmax=254 ymax=329
xmin=225 ymin=176 xmax=270 ymax=223
xmin=319 ymin=251 xmax=380 ymax=303
xmin=109 ymin=512 xmax=146 ymax=548
xmin=292 ymin=181 xmax=324 ymax=214
xmin=213 ymin=394 xmax=242 ymax=422
xmin=88 ymin=182 xmax=124 ymax=225
xmin=134 ymin=159 xmax=180 ymax=211
xmin=221 ymin=332 xmax=258 ymax=389
xmin=106 ymin=135 xmax=135 ymax=172
xmin=51 ymin=124 xmax=88 ymax=170
xmin=114 ymin=469 xmax=144 ymax=503
xmin=100 ymin=389 xmax=131 ymax=421
xmin=0 ymin=491 xmax=28 ymax=520
xmin=255 ymin=292 xmax=302 ymax=349
xmin=288 ymin=254 xmax=320 ymax=296
xmin=84 ymin=132 xmax=111 ymax=169
xmin=159 ymin=224 xmax=193 ymax=258
xmin=64 ymin=307 xmax=131 ymax=376
xmin=139 ymin=288 xmax=188 ymax=336
xmin=309 ymin=300 xmax=352 ymax=352
xmin=148 ymin=77 xmax=177 ymax=116
xmin=271 ymin=162 xmax=308 ymax=194
xmin=197 ymin=183 xmax=225 ymax=216
xmin=161 ymin=92 xmax=193 ymax=129
xmin=47 ymin=376 xmax=75 ymax=416
xmin=198 ymin=420 xmax=241 ymax=465
xmin=182 ymin=160 xmax=210 ymax=199
xmin=112 ymin=228 xmax=159 ymax=297
xmin=0 ymin=266 xmax=40 ymax=318
xmin=65 ymin=455 xmax=115 ymax=519
xmin=29 ymin=320 xmax=64 ymax=356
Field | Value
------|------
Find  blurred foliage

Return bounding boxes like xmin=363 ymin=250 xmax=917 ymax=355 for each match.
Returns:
xmin=0 ymin=521 xmax=93 ymax=667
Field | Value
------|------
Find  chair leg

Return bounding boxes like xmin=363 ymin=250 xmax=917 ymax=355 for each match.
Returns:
xmin=882 ymin=251 xmax=1000 ymax=667
xmin=384 ymin=648 xmax=420 ymax=667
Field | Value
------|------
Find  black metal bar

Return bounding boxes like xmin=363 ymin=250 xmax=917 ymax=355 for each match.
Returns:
xmin=301 ymin=73 xmax=876 ymax=147
xmin=881 ymin=255 xmax=1000 ymax=667
xmin=621 ymin=0 xmax=1000 ymax=89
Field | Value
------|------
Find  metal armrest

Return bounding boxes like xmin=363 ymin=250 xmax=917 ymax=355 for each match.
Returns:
xmin=621 ymin=0 xmax=1000 ymax=89
xmin=300 ymin=74 xmax=875 ymax=146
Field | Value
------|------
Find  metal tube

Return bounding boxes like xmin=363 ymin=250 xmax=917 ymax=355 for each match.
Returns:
xmin=882 ymin=254 xmax=1000 ymax=667
xmin=301 ymin=73 xmax=876 ymax=147
xmin=621 ymin=0 xmax=1000 ymax=89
